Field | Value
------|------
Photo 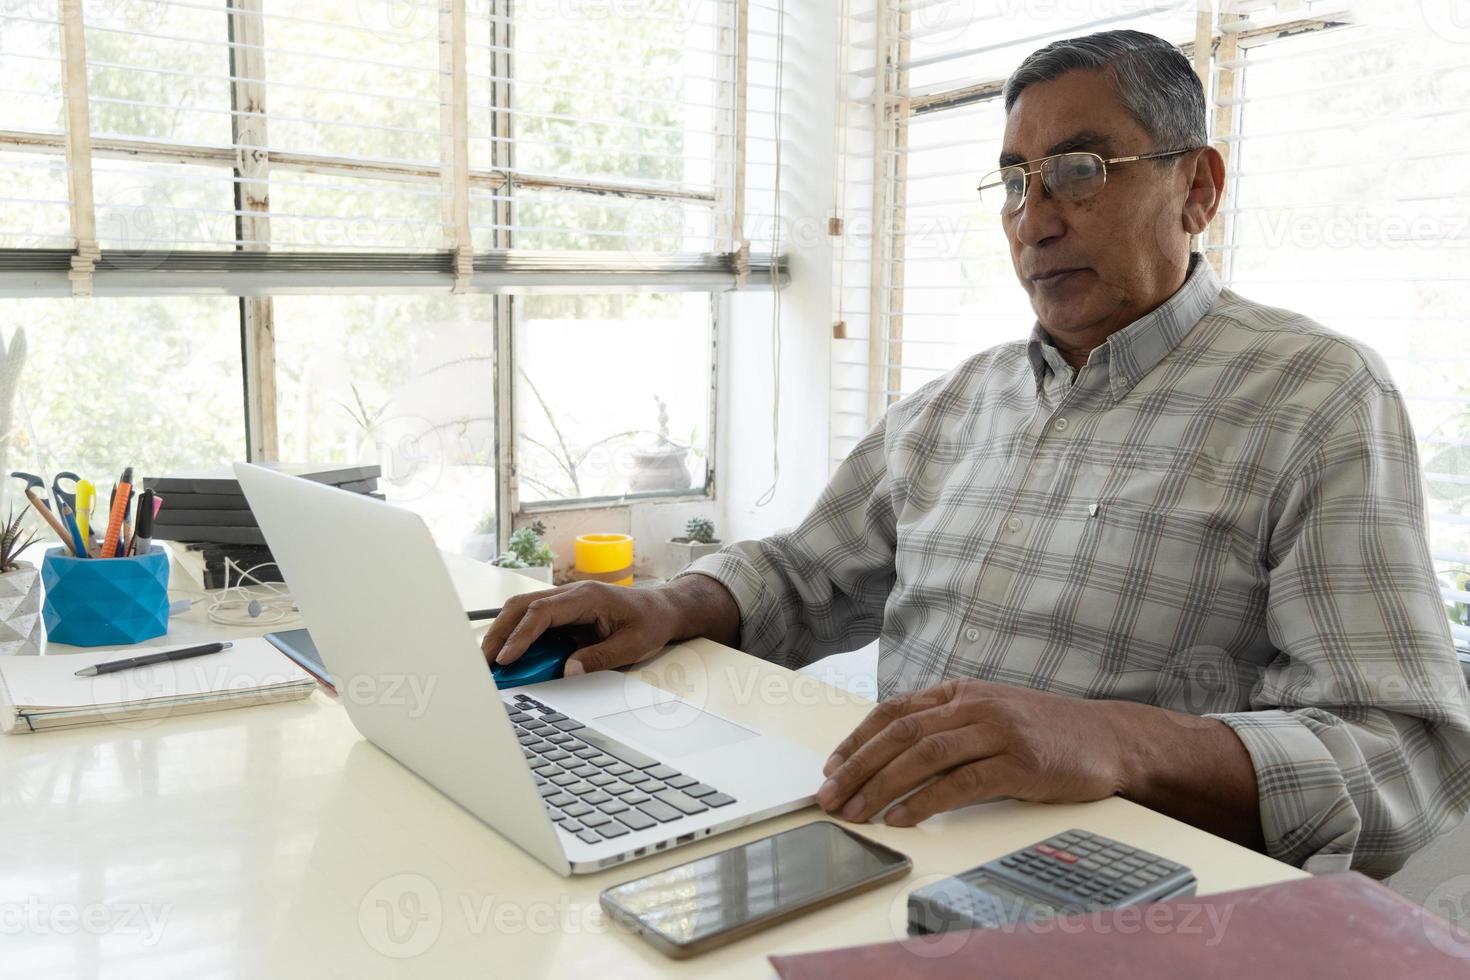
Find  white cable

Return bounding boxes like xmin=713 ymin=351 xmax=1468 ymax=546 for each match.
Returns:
xmin=754 ymin=0 xmax=786 ymax=509
xmin=205 ymin=558 xmax=301 ymax=627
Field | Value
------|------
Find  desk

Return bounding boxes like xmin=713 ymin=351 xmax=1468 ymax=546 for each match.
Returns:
xmin=1 ymin=552 xmax=1307 ymax=978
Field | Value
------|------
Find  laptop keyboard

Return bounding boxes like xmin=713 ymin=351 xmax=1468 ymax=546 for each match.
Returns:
xmin=504 ymin=692 xmax=738 ymax=845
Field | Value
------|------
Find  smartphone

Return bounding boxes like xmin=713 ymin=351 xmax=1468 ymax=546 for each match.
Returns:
xmin=599 ymin=821 xmax=911 ymax=958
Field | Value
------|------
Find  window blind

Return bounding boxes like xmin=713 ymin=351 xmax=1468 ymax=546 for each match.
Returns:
xmin=738 ymin=0 xmax=787 ymax=254
xmin=0 ymin=0 xmax=785 ymax=292
xmin=828 ymin=0 xmax=879 ymax=466
xmin=0 ymin=0 xmax=70 ymax=248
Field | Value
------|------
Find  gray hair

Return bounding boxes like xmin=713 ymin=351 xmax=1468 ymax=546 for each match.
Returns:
xmin=1003 ymin=30 xmax=1207 ymax=154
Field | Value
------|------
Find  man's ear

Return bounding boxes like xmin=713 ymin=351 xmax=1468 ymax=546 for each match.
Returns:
xmin=1181 ymin=145 xmax=1225 ymax=236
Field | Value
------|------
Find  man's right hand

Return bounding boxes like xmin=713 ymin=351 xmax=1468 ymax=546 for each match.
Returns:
xmin=479 ymin=575 xmax=741 ymax=676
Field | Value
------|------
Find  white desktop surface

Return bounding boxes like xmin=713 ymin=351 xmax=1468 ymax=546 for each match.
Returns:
xmin=2 ymin=552 xmax=1307 ymax=978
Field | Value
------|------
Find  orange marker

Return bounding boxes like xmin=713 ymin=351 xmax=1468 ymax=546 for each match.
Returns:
xmin=100 ymin=466 xmax=133 ymax=559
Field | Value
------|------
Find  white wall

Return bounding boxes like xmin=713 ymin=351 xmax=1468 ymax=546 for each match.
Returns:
xmin=715 ymin=0 xmax=839 ymax=544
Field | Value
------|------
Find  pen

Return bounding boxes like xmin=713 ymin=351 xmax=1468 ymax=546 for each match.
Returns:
xmin=100 ymin=466 xmax=132 ymax=558
xmin=73 ymin=640 xmax=234 ymax=677
xmin=130 ymin=489 xmax=155 ymax=557
xmin=59 ymin=500 xmax=88 ymax=559
xmin=122 ymin=485 xmax=135 ymax=555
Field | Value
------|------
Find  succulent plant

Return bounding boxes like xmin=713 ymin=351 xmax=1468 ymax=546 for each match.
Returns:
xmin=685 ymin=516 xmax=716 ymax=544
xmin=494 ymin=520 xmax=554 ymax=569
xmin=0 ymin=503 xmax=38 ymax=574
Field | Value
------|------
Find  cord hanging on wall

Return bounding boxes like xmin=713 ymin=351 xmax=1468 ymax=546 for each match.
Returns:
xmin=754 ymin=0 xmax=786 ymax=509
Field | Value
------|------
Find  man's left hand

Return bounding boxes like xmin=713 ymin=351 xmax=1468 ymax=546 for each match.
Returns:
xmin=816 ymin=678 xmax=1126 ymax=826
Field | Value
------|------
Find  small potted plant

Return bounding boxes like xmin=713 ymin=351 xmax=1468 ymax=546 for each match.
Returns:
xmin=492 ymin=520 xmax=556 ymax=583
xmin=0 ymin=501 xmax=43 ymax=656
xmin=665 ymin=516 xmax=722 ymax=577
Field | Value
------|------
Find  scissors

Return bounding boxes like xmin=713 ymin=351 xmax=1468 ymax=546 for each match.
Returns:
xmin=51 ymin=471 xmax=82 ymax=512
xmin=9 ymin=470 xmax=47 ymax=502
xmin=30 ymin=471 xmax=96 ymax=555
xmin=9 ymin=471 xmax=84 ymax=556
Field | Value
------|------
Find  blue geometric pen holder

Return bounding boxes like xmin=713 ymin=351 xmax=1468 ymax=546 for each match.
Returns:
xmin=41 ymin=545 xmax=170 ymax=647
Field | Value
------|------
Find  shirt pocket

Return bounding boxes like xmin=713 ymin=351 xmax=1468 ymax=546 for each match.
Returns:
xmin=1071 ymin=501 xmax=1249 ymax=674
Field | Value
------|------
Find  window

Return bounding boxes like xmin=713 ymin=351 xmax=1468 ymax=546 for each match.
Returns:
xmin=86 ymin=0 xmax=237 ymax=250
xmin=841 ymin=0 xmax=1470 ymax=645
xmin=514 ymin=292 xmax=713 ymax=505
xmin=0 ymin=0 xmax=67 ymax=248
xmin=0 ymin=298 xmax=246 ymax=483
xmin=273 ymin=294 xmax=497 ymax=545
xmin=0 ymin=0 xmax=788 ymax=550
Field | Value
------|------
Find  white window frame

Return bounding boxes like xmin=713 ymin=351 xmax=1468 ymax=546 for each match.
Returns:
xmin=507 ymin=291 xmax=722 ymax=516
xmin=0 ymin=0 xmax=785 ymax=547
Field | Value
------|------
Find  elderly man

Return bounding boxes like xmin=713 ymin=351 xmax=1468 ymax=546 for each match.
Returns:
xmin=484 ymin=30 xmax=1470 ymax=875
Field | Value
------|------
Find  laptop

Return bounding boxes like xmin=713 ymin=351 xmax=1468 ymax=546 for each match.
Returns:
xmin=235 ymin=463 xmax=826 ymax=875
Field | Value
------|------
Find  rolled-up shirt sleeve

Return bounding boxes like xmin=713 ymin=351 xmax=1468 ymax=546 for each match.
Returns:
xmin=670 ymin=413 xmax=898 ymax=670
xmin=1209 ymin=384 xmax=1470 ymax=876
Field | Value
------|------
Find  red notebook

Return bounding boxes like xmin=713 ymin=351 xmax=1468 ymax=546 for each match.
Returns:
xmin=769 ymin=872 xmax=1470 ymax=979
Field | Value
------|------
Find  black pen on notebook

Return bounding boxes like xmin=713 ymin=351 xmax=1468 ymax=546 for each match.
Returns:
xmin=74 ymin=641 xmax=233 ymax=677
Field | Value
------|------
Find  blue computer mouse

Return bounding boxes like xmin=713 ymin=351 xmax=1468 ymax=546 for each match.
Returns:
xmin=490 ymin=626 xmax=579 ymax=689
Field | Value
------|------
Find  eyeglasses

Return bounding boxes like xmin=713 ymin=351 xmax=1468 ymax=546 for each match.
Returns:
xmin=977 ymin=148 xmax=1198 ymax=216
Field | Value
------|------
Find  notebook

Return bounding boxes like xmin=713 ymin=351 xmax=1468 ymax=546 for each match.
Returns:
xmin=768 ymin=871 xmax=1470 ymax=980
xmin=0 ymin=637 xmax=317 ymax=734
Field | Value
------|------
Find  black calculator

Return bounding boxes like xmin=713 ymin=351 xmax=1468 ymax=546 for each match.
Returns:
xmin=907 ymin=829 xmax=1196 ymax=935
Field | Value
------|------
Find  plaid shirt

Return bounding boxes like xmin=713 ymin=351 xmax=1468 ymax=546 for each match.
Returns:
xmin=678 ymin=254 xmax=1470 ymax=875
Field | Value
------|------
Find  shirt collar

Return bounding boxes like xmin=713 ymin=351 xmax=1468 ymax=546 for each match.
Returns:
xmin=1025 ymin=253 xmax=1220 ymax=400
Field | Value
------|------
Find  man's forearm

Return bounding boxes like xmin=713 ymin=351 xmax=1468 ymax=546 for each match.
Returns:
xmin=660 ymin=573 xmax=742 ymax=649
xmin=1097 ymin=699 xmax=1266 ymax=850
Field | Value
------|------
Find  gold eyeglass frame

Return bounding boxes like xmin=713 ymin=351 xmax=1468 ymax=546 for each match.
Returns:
xmin=978 ymin=148 xmax=1199 ymax=215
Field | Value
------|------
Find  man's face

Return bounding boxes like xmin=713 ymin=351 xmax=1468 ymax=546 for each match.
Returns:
xmin=1000 ymin=69 xmax=1195 ymax=347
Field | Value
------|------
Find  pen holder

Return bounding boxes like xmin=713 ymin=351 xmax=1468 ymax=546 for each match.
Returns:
xmin=41 ymin=546 xmax=170 ymax=647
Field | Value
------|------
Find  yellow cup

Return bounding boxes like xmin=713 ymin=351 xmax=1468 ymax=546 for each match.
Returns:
xmin=573 ymin=533 xmax=634 ymax=587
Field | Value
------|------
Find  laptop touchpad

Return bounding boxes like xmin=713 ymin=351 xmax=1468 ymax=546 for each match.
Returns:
xmin=592 ymin=704 xmax=758 ymax=757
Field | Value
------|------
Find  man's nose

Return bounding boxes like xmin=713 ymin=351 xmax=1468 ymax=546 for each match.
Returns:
xmin=1011 ymin=172 xmax=1066 ymax=248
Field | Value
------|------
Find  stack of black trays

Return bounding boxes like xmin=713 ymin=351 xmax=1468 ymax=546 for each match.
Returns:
xmin=141 ymin=464 xmax=383 ymax=589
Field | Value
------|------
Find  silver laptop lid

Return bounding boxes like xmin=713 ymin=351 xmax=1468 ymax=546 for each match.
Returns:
xmin=234 ymin=462 xmax=569 ymax=876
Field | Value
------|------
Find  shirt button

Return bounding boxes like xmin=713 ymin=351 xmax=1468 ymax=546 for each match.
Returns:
xmin=1005 ymin=516 xmax=1024 ymax=533
xmin=964 ymin=628 xmax=980 ymax=642
xmin=1054 ymin=417 xmax=1069 ymax=431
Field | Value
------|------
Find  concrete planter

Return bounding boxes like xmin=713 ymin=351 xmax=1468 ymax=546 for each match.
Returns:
xmin=505 ymin=563 xmax=554 ymax=585
xmin=0 ymin=561 xmax=43 ymax=656
xmin=664 ymin=538 xmax=722 ymax=578
xmin=460 ymin=532 xmax=499 ymax=562
xmin=628 ymin=444 xmax=692 ymax=493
